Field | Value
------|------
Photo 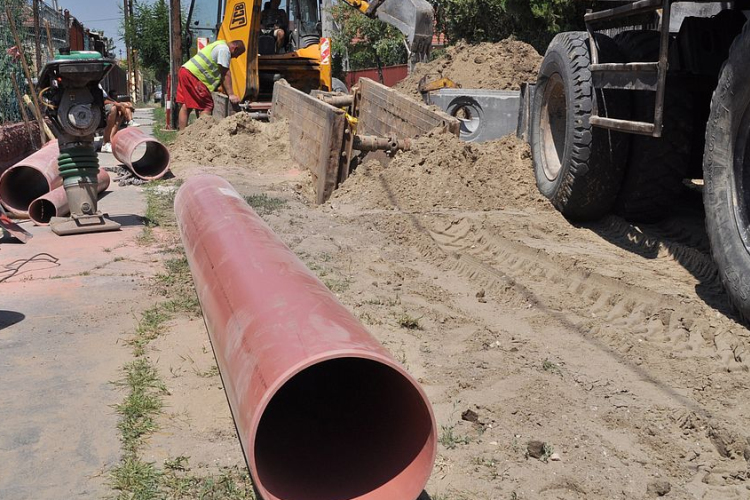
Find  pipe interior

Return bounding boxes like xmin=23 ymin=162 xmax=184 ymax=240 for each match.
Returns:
xmin=131 ymin=141 xmax=169 ymax=178
xmin=255 ymin=358 xmax=434 ymax=500
xmin=29 ymin=198 xmax=57 ymax=224
xmin=0 ymin=167 xmax=49 ymax=212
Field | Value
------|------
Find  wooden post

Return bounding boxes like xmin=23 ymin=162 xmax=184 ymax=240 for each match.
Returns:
xmin=10 ymin=74 xmax=37 ymax=150
xmin=44 ymin=20 xmax=54 ymax=59
xmin=33 ymin=0 xmax=41 ymax=73
xmin=5 ymin=6 xmax=47 ymax=146
xmin=169 ymin=0 xmax=182 ymax=129
xmin=123 ymin=0 xmax=134 ymax=101
xmin=127 ymin=0 xmax=139 ymax=102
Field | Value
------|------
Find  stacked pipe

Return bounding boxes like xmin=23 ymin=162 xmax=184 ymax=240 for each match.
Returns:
xmin=28 ymin=168 xmax=110 ymax=225
xmin=0 ymin=140 xmax=61 ymax=218
xmin=175 ymin=174 xmax=437 ymax=500
xmin=111 ymin=127 xmax=171 ymax=180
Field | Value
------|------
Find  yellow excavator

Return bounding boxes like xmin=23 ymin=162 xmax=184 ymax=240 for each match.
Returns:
xmin=185 ymin=0 xmax=434 ymax=105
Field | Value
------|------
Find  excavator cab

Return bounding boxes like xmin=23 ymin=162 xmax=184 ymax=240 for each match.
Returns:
xmin=190 ymin=0 xmax=433 ymax=104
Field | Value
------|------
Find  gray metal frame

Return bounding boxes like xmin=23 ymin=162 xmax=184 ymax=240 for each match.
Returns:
xmin=585 ymin=0 xmax=673 ymax=137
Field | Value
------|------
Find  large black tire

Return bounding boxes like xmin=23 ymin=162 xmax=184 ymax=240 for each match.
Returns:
xmin=531 ymin=32 xmax=631 ymax=221
xmin=704 ymin=20 xmax=750 ymax=321
xmin=332 ymin=77 xmax=348 ymax=93
xmin=613 ymin=31 xmax=701 ymax=222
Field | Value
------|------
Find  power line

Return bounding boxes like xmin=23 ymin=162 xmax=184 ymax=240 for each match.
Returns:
xmin=78 ymin=16 xmax=122 ymax=22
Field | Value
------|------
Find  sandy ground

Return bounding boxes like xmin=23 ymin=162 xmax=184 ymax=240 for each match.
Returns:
xmin=4 ymin=88 xmax=750 ymax=498
xmin=165 ymin=112 xmax=750 ymax=500
xmin=0 ymin=109 xmax=161 ymax=498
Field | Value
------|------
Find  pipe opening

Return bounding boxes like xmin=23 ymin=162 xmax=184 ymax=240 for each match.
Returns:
xmin=0 ymin=167 xmax=50 ymax=212
xmin=255 ymin=358 xmax=434 ymax=500
xmin=28 ymin=198 xmax=57 ymax=224
xmin=131 ymin=141 xmax=170 ymax=179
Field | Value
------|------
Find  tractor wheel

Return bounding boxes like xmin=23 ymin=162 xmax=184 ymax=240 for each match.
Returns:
xmin=530 ymin=32 xmax=630 ymax=221
xmin=332 ymin=78 xmax=348 ymax=94
xmin=703 ymin=20 xmax=750 ymax=321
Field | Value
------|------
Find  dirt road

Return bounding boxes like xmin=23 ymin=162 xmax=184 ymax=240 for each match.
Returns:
xmin=170 ymin=112 xmax=750 ymax=499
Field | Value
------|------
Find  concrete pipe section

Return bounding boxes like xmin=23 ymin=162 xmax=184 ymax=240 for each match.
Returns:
xmin=0 ymin=140 xmax=61 ymax=217
xmin=111 ymin=127 xmax=170 ymax=180
xmin=28 ymin=168 xmax=111 ymax=225
xmin=175 ymin=174 xmax=436 ymax=500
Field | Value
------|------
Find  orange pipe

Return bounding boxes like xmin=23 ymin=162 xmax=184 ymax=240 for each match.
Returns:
xmin=175 ymin=174 xmax=436 ymax=500
xmin=28 ymin=168 xmax=110 ymax=225
xmin=111 ymin=127 xmax=170 ymax=180
xmin=0 ymin=140 xmax=60 ymax=218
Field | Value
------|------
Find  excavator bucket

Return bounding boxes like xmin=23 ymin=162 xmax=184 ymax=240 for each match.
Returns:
xmin=374 ymin=0 xmax=434 ymax=63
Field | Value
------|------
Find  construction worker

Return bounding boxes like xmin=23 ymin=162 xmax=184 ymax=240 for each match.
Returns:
xmin=261 ymin=0 xmax=288 ymax=52
xmin=177 ymin=39 xmax=246 ymax=130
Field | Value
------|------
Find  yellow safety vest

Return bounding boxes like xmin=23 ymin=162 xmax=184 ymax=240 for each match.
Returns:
xmin=183 ymin=40 xmax=227 ymax=91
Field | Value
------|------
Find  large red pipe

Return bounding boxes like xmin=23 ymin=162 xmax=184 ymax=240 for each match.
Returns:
xmin=28 ymin=168 xmax=111 ymax=225
xmin=111 ymin=127 xmax=170 ymax=180
xmin=0 ymin=140 xmax=60 ymax=218
xmin=175 ymin=174 xmax=436 ymax=500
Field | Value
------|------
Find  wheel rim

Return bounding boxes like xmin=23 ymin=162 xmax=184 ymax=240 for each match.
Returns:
xmin=733 ymin=100 xmax=750 ymax=255
xmin=540 ymin=73 xmax=568 ymax=182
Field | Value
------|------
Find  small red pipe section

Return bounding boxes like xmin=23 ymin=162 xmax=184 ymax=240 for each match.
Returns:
xmin=28 ymin=168 xmax=111 ymax=225
xmin=0 ymin=140 xmax=61 ymax=218
xmin=111 ymin=127 xmax=170 ymax=180
xmin=175 ymin=174 xmax=436 ymax=500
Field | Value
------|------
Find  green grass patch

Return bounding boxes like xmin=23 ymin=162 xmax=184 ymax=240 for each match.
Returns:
xmin=244 ymin=194 xmax=287 ymax=216
xmin=111 ymin=456 xmax=161 ymax=500
xmin=396 ymin=313 xmax=422 ymax=330
xmin=152 ymin=106 xmax=179 ymax=146
xmin=113 ymin=358 xmax=168 ymax=454
xmin=439 ymin=424 xmax=472 ymax=450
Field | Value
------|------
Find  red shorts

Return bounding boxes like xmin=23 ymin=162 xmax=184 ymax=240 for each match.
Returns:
xmin=176 ymin=67 xmax=214 ymax=112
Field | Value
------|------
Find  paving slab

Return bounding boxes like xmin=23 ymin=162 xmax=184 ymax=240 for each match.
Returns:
xmin=0 ymin=108 xmax=164 ymax=499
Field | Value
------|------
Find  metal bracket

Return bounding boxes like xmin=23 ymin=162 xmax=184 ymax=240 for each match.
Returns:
xmin=586 ymin=0 xmax=671 ymax=137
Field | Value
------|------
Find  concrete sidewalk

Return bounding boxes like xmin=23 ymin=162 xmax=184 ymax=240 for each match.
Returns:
xmin=0 ymin=108 xmax=164 ymax=499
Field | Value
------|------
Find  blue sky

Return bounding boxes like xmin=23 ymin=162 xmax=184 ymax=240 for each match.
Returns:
xmin=56 ymin=0 xmax=126 ymax=54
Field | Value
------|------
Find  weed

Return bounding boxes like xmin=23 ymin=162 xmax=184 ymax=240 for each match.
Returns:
xmin=195 ymin=365 xmax=220 ymax=378
xmin=113 ymin=359 xmax=168 ymax=454
xmin=244 ymin=194 xmax=287 ymax=216
xmin=110 ymin=456 xmax=161 ymax=499
xmin=114 ymin=256 xmax=125 ymax=262
xmin=397 ymin=313 xmax=422 ymax=330
xmin=323 ymin=276 xmax=352 ymax=294
xmin=542 ymin=359 xmax=561 ymax=375
xmin=439 ymin=424 xmax=471 ymax=450
xmin=152 ymin=107 xmax=179 ymax=146
xmin=541 ymin=442 xmax=554 ymax=463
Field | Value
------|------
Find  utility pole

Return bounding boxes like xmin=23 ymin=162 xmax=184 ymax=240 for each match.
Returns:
xmin=168 ymin=0 xmax=182 ymax=129
xmin=33 ymin=0 xmax=41 ymax=72
xmin=123 ymin=0 xmax=134 ymax=101
xmin=127 ymin=0 xmax=139 ymax=102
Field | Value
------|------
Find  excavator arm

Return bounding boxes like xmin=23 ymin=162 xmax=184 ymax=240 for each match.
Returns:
xmin=338 ymin=0 xmax=434 ymax=62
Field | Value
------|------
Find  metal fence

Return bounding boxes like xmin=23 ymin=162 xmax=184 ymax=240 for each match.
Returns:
xmin=0 ymin=0 xmax=69 ymax=125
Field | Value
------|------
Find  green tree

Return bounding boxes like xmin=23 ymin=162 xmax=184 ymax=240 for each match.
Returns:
xmin=330 ymin=3 xmax=407 ymax=80
xmin=122 ymin=0 xmax=170 ymax=80
xmin=430 ymin=0 xmax=592 ymax=51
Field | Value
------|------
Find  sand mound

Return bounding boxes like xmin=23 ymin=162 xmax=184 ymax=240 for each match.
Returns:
xmin=334 ymin=132 xmax=550 ymax=212
xmin=396 ymin=39 xmax=542 ymax=101
xmin=169 ymin=112 xmax=291 ymax=174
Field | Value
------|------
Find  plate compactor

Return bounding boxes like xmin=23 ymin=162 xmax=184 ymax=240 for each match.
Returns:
xmin=38 ymin=51 xmax=120 ymax=236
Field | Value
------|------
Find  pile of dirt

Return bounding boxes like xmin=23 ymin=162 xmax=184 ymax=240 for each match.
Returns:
xmin=395 ymin=39 xmax=542 ymax=101
xmin=334 ymin=131 xmax=550 ymax=212
xmin=169 ymin=112 xmax=291 ymax=174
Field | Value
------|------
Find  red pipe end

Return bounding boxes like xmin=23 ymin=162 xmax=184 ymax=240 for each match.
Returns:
xmin=112 ymin=128 xmax=170 ymax=180
xmin=28 ymin=197 xmax=57 ymax=225
xmin=0 ymin=166 xmax=51 ymax=214
xmin=254 ymin=357 xmax=436 ymax=500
